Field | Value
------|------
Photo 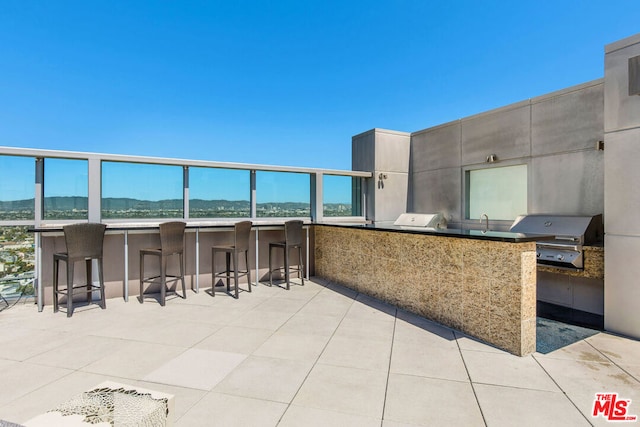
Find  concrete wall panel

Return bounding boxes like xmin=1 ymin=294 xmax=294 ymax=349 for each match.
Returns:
xmin=532 ymin=82 xmax=604 ymax=156
xmin=375 ymin=131 xmax=410 ymax=173
xmin=604 ymin=127 xmax=640 ymax=236
xmin=461 ymin=103 xmax=531 ymax=165
xmin=373 ymin=171 xmax=409 ymax=223
xmin=411 ymin=121 xmax=461 ymax=172
xmin=405 ymin=81 xmax=604 ymax=229
xmin=374 ymin=130 xmax=411 ymax=173
xmin=531 ymin=150 xmax=604 ymax=216
xmin=410 ymin=168 xmax=461 ymax=223
xmin=352 ymin=129 xmax=410 ymax=224
xmin=605 ymin=34 xmax=640 ymax=132
xmin=605 ymin=234 xmax=640 ymax=337
xmin=352 ymin=130 xmax=375 ymax=172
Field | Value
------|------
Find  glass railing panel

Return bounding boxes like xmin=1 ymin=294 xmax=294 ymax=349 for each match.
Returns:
xmin=0 ymin=226 xmax=35 ymax=298
xmin=189 ymin=167 xmax=250 ymax=218
xmin=256 ymin=171 xmax=310 ymax=217
xmin=102 ymin=162 xmax=183 ymax=219
xmin=0 ymin=155 xmax=35 ymax=221
xmin=323 ymin=175 xmax=361 ymax=217
xmin=43 ymin=158 xmax=88 ymax=219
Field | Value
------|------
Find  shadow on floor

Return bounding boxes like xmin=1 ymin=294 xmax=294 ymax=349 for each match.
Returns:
xmin=536 ymin=317 xmax=599 ymax=354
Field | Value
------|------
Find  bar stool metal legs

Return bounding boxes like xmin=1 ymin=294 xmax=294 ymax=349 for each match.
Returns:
xmin=139 ymin=221 xmax=187 ymax=306
xmin=211 ymin=221 xmax=253 ymax=298
xmin=268 ymin=220 xmax=305 ymax=290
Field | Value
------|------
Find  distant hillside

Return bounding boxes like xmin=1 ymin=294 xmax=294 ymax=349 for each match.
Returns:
xmin=102 ymin=198 xmax=182 ymax=211
xmin=0 ymin=197 xmax=331 ymax=211
xmin=45 ymin=196 xmax=88 ymax=210
xmin=0 ymin=198 xmax=36 ymax=211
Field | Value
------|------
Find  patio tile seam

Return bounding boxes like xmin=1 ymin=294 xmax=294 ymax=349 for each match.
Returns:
xmin=469 ymin=380 xmax=564 ymax=393
xmin=187 ymin=323 xmax=272 ymax=350
xmin=278 ymin=403 xmax=382 ymax=425
xmin=75 ymin=368 xmax=154 ymax=383
xmin=387 ymin=369 xmax=470 ymax=383
xmin=584 ymin=337 xmax=640 ymax=383
xmin=0 ymin=365 xmax=76 ymax=409
xmin=281 ymin=401 xmax=384 ymax=424
xmin=82 ymin=337 xmax=194 ymax=352
xmin=272 ymin=288 xmax=358 ymax=426
xmin=455 ymin=330 xmax=489 ymax=427
xmin=171 ymin=390 xmax=208 ymax=424
xmin=535 ymin=353 xmax=640 ymax=384
xmin=389 ymin=370 xmax=478 ymax=387
xmin=19 ymin=356 xmax=111 ymax=373
xmin=530 ymin=353 xmax=596 ymax=426
xmin=380 ymin=307 xmax=398 ymax=425
xmin=208 ymin=388 xmax=299 ymax=407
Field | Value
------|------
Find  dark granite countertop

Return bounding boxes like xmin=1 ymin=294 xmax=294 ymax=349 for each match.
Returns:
xmin=316 ymin=222 xmax=553 ymax=243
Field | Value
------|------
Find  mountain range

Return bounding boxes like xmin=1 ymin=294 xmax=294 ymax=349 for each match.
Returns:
xmin=0 ymin=196 xmax=348 ymax=211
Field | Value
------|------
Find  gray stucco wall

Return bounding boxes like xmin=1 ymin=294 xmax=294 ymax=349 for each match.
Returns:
xmin=603 ymin=33 xmax=640 ymax=339
xmin=409 ymin=79 xmax=604 ymax=230
xmin=352 ymin=128 xmax=411 ymax=225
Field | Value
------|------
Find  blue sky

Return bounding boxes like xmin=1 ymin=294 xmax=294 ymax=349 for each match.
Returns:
xmin=1 ymin=0 xmax=639 ymax=174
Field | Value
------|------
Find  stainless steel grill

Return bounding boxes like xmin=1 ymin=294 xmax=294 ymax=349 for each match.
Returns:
xmin=394 ymin=213 xmax=447 ymax=229
xmin=509 ymin=214 xmax=603 ymax=269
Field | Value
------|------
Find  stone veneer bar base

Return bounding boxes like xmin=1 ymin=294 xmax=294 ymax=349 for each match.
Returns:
xmin=314 ymin=225 xmax=538 ymax=356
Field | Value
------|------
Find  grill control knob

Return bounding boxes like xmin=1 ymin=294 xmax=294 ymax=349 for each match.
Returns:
xmin=556 ymin=254 xmax=565 ymax=261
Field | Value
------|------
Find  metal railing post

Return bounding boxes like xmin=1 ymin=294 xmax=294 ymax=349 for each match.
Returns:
xmin=35 ymin=158 xmax=44 ymax=311
xmin=250 ymin=170 xmax=257 ymax=219
xmin=310 ymin=172 xmax=323 ymax=223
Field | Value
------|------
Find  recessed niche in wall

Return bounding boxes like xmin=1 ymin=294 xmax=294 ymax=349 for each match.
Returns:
xmin=629 ymin=55 xmax=640 ymax=96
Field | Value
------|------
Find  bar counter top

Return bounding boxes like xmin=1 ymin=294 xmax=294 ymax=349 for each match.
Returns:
xmin=316 ymin=222 xmax=552 ymax=243
xmin=29 ymin=219 xmax=312 ymax=233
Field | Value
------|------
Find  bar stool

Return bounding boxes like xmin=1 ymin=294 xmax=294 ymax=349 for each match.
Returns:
xmin=269 ymin=220 xmax=305 ymax=290
xmin=211 ymin=221 xmax=252 ymax=298
xmin=53 ymin=223 xmax=107 ymax=317
xmin=139 ymin=221 xmax=187 ymax=306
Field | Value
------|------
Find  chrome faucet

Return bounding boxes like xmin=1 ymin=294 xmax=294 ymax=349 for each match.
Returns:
xmin=480 ymin=213 xmax=489 ymax=232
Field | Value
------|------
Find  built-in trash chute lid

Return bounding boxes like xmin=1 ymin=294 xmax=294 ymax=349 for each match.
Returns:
xmin=509 ymin=214 xmax=603 ymax=244
xmin=394 ymin=213 xmax=447 ymax=229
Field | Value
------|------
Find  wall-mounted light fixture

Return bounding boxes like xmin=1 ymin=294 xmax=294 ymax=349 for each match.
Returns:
xmin=377 ymin=173 xmax=387 ymax=189
xmin=596 ymin=140 xmax=605 ymax=151
xmin=486 ymin=154 xmax=498 ymax=163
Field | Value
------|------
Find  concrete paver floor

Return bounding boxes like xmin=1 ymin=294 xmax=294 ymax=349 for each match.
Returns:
xmin=0 ymin=279 xmax=639 ymax=426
